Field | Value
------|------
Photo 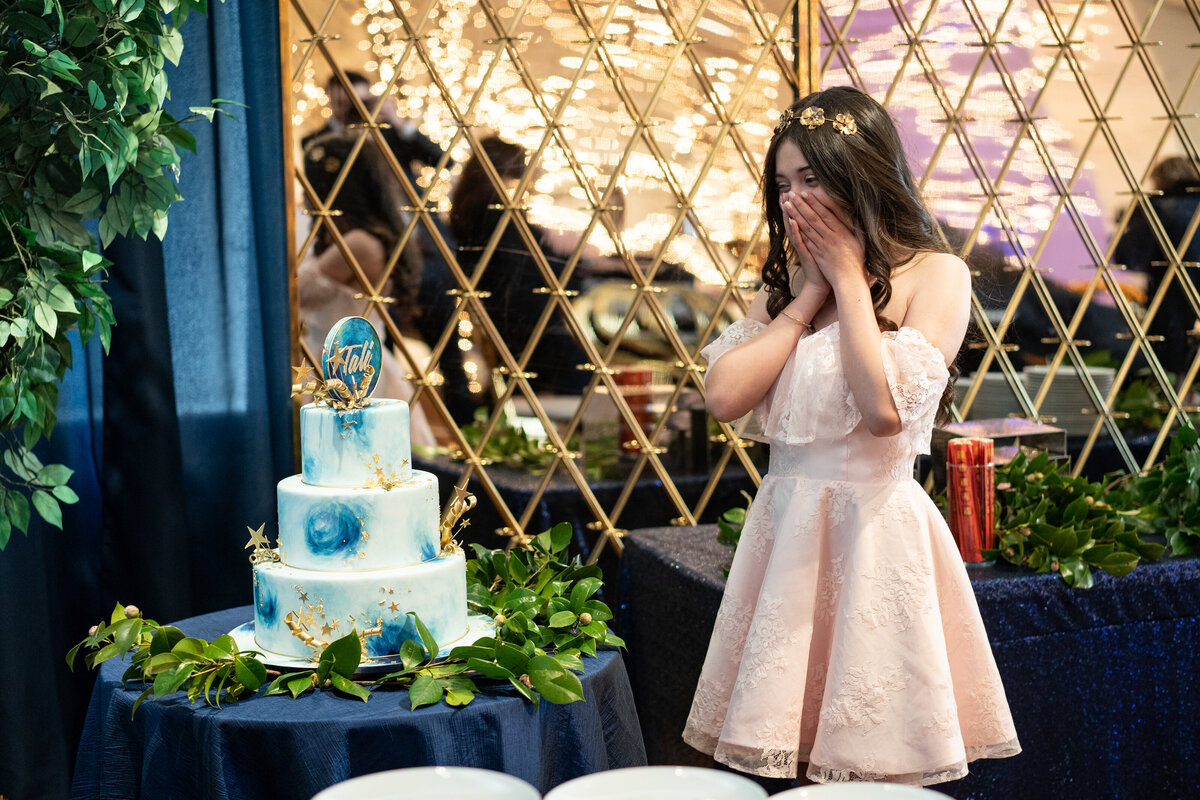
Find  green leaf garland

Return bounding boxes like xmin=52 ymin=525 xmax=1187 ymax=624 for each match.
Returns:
xmin=0 ymin=0 xmax=217 ymax=547
xmin=68 ymin=524 xmax=624 ymax=712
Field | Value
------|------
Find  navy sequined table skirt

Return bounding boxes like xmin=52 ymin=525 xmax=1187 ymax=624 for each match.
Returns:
xmin=618 ymin=525 xmax=1200 ymax=799
xmin=71 ymin=605 xmax=646 ymax=800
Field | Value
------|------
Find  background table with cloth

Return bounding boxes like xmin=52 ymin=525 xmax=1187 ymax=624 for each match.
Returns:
xmin=618 ymin=524 xmax=1200 ymax=799
xmin=71 ymin=605 xmax=646 ymax=800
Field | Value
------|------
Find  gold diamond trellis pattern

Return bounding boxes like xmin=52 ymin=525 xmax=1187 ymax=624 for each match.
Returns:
xmin=285 ymin=0 xmax=1197 ymax=560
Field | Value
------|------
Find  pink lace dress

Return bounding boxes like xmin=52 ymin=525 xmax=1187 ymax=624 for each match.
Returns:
xmin=683 ymin=318 xmax=1020 ymax=786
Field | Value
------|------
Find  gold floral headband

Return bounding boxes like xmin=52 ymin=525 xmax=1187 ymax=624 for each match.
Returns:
xmin=774 ymin=106 xmax=858 ymax=137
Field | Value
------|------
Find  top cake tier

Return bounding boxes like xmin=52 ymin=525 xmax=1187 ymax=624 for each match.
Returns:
xmin=301 ymin=400 xmax=413 ymax=487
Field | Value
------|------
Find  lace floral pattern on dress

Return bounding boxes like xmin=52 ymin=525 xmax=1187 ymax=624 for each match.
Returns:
xmin=699 ymin=317 xmax=765 ymax=371
xmin=740 ymin=485 xmax=777 ymax=561
xmin=853 ymin=561 xmax=932 ymax=632
xmin=816 ymin=553 xmax=846 ymax=621
xmin=737 ymin=597 xmax=809 ymax=691
xmin=820 ymin=662 xmax=908 ymax=732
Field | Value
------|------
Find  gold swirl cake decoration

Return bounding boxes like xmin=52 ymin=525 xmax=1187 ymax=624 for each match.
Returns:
xmin=439 ymin=485 xmax=476 ymax=554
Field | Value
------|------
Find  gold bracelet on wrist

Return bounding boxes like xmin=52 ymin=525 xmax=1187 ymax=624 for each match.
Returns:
xmin=780 ymin=309 xmax=815 ymax=333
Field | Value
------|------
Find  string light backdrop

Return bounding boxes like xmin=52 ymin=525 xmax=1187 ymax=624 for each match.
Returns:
xmin=286 ymin=0 xmax=1198 ymax=555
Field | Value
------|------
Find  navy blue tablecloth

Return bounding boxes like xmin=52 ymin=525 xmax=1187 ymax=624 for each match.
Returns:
xmin=618 ymin=525 xmax=1200 ymax=799
xmin=71 ymin=606 xmax=646 ymax=800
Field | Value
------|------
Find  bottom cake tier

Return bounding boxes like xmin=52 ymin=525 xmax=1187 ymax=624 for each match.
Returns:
xmin=252 ymin=551 xmax=468 ymax=660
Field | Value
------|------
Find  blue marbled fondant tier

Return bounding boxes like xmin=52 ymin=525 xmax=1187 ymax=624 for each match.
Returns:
xmin=276 ymin=472 xmax=439 ymax=571
xmin=300 ymin=400 xmax=413 ymax=487
xmin=252 ymin=551 xmax=468 ymax=660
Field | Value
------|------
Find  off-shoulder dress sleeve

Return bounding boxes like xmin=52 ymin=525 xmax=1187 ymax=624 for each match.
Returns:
xmin=732 ymin=323 xmax=949 ymax=450
xmin=880 ymin=327 xmax=951 ymax=454
xmin=699 ymin=318 xmax=770 ymax=442
xmin=699 ymin=317 xmax=766 ymax=369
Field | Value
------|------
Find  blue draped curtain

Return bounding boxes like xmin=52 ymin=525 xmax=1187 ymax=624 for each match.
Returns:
xmin=0 ymin=4 xmax=290 ymax=798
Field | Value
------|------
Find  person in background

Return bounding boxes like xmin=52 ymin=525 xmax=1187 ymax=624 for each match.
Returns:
xmin=449 ymin=135 xmax=592 ymax=398
xmin=1112 ymin=154 xmax=1200 ymax=376
xmin=305 ymin=70 xmax=472 ymax=424
xmin=303 ymin=70 xmax=448 ymax=186
xmin=299 ymin=130 xmax=436 ymax=446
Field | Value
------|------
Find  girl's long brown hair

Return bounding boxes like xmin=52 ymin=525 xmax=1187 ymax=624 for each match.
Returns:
xmin=760 ymin=86 xmax=958 ymax=421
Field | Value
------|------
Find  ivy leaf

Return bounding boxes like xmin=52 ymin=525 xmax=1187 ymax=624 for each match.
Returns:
xmin=152 ymin=663 xmax=195 ymax=698
xmin=87 ymin=80 xmax=106 ymax=110
xmin=188 ymin=106 xmax=217 ymax=122
xmin=507 ymin=675 xmax=538 ymax=707
xmin=321 ymin=630 xmax=362 ymax=677
xmin=52 ymin=484 xmax=80 ymax=504
xmin=159 ymin=27 xmax=184 ymax=66
xmin=149 ymin=626 xmax=185 ymax=655
xmin=466 ymin=657 xmax=514 ymax=680
xmin=603 ymin=630 xmax=626 ymax=648
xmin=441 ymin=676 xmax=478 ymax=706
xmin=287 ymin=673 xmax=314 ymax=699
xmin=329 ymin=672 xmax=371 ymax=701
xmin=526 ymin=655 xmax=584 ymax=704
xmin=399 ymin=638 xmax=425 ymax=671
xmin=31 ymin=489 xmax=62 ymax=528
xmin=33 ymin=302 xmax=57 ymax=336
xmin=232 ymin=656 xmax=266 ymax=691
xmin=548 ymin=611 xmax=577 ymax=629
xmin=406 ymin=612 xmax=439 ymax=659
xmin=110 ymin=617 xmax=142 ymax=654
xmin=408 ymin=673 xmax=444 ymax=710
xmin=36 ymin=463 xmax=74 ymax=487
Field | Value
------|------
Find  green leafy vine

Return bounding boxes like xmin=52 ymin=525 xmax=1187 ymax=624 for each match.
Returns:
xmin=68 ymin=522 xmax=625 ymax=711
xmin=0 ymin=0 xmax=229 ymax=549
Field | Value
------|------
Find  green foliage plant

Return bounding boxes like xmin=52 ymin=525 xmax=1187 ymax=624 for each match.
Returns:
xmin=68 ymin=523 xmax=625 ymax=712
xmin=1123 ymin=425 xmax=1200 ymax=556
xmin=453 ymin=407 xmax=561 ymax=473
xmin=983 ymin=450 xmax=1165 ymax=588
xmin=0 ymin=0 xmax=228 ymax=549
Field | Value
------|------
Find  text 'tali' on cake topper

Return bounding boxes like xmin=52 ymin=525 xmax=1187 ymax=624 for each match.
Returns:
xmin=321 ymin=316 xmax=382 ymax=408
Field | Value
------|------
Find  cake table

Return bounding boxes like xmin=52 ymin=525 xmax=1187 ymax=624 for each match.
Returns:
xmin=70 ymin=605 xmax=646 ymax=800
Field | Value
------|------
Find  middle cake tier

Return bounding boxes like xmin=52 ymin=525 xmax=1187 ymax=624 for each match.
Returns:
xmin=277 ymin=471 xmax=440 ymax=570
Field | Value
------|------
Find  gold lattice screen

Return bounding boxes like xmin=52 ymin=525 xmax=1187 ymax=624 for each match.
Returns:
xmin=284 ymin=0 xmax=1198 ymax=560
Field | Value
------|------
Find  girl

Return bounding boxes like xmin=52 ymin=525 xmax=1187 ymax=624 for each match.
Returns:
xmin=683 ymin=86 xmax=1020 ymax=786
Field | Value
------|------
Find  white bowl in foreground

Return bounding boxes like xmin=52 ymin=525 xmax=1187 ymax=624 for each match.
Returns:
xmin=311 ymin=766 xmax=540 ymax=800
xmin=543 ymin=765 xmax=768 ymax=800
xmin=772 ymin=781 xmax=949 ymax=798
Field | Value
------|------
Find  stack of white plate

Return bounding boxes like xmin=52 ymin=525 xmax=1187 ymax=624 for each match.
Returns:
xmin=1021 ymin=364 xmax=1115 ymax=436
xmin=956 ymin=371 xmax=1026 ymax=421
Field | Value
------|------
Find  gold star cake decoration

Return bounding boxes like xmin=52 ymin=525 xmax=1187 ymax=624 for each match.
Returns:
xmin=244 ymin=524 xmax=279 ymax=564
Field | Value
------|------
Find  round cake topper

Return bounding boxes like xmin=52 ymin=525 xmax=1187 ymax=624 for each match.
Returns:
xmin=321 ymin=316 xmax=382 ymax=403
